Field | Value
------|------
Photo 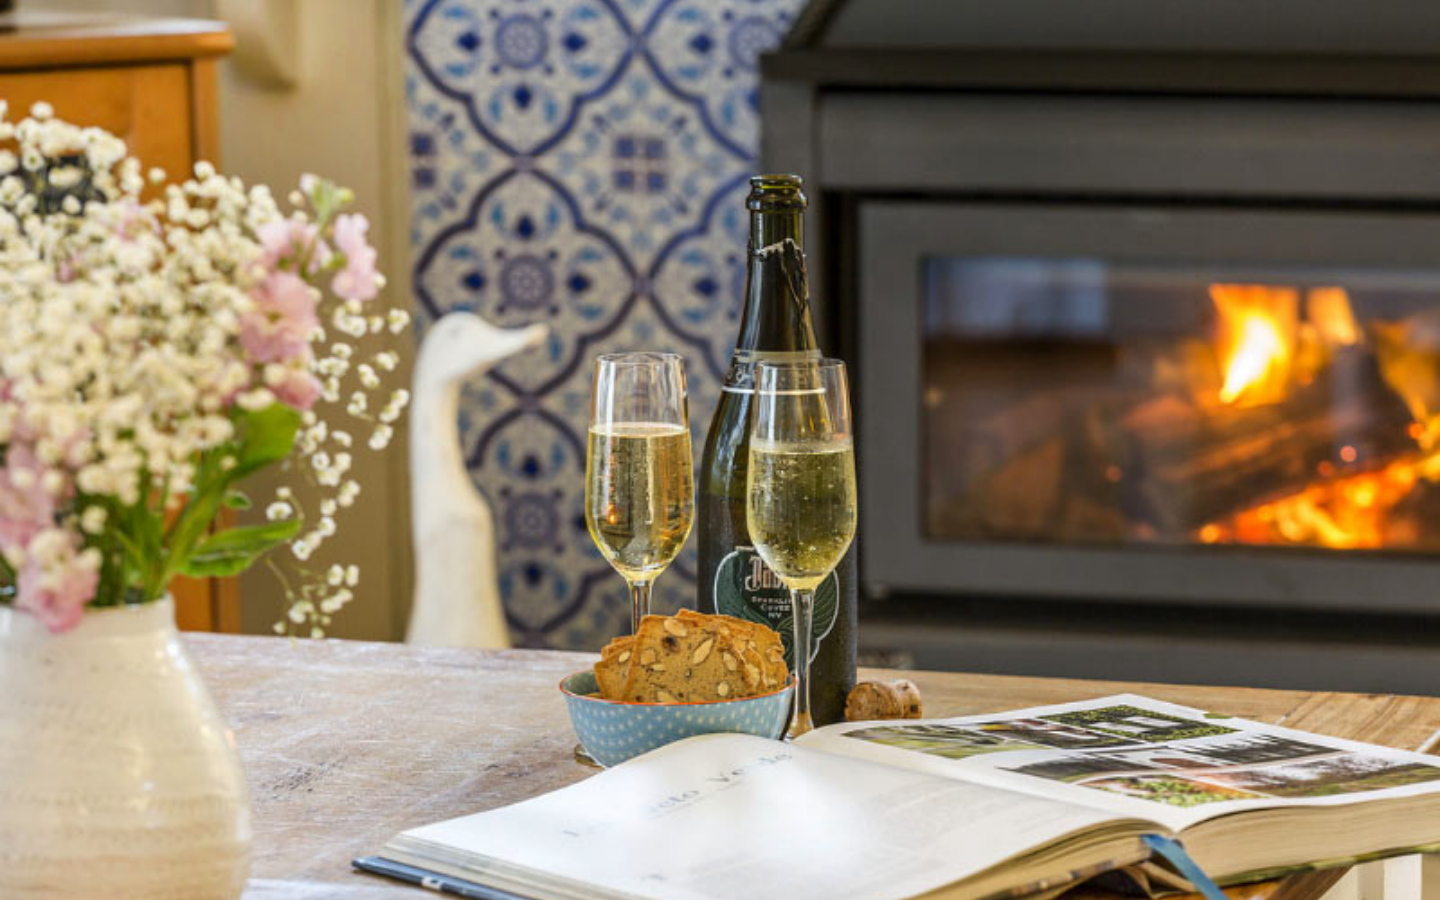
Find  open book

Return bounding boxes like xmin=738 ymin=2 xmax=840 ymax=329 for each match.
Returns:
xmin=360 ymin=694 xmax=1440 ymax=900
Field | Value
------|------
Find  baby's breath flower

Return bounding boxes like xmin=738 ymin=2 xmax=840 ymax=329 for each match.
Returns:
xmin=80 ymin=506 xmax=107 ymax=534
xmin=0 ymin=107 xmax=409 ymax=636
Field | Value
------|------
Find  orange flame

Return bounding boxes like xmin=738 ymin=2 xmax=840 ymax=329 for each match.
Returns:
xmin=1201 ymin=452 xmax=1440 ymax=550
xmin=1306 ymin=287 xmax=1361 ymax=347
xmin=1210 ymin=285 xmax=1298 ymax=407
xmin=1197 ymin=285 xmax=1440 ymax=550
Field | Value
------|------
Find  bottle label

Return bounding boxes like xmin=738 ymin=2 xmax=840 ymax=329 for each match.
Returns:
xmin=713 ymin=545 xmax=838 ymax=670
xmin=721 ymin=349 xmax=823 ymax=395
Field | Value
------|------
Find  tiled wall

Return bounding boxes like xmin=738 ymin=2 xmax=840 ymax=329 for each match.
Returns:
xmin=404 ymin=0 xmax=804 ymax=648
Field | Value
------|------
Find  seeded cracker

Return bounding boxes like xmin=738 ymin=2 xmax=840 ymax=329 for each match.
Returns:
xmin=620 ymin=614 xmax=760 ymax=703
xmin=593 ymin=635 xmax=634 ymax=700
xmin=679 ymin=609 xmax=788 ymax=691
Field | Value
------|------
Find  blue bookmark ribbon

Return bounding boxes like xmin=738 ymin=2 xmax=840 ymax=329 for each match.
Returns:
xmin=1143 ymin=834 xmax=1229 ymax=900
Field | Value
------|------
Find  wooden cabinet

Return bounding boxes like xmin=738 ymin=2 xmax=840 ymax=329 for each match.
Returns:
xmin=0 ymin=12 xmax=239 ymax=632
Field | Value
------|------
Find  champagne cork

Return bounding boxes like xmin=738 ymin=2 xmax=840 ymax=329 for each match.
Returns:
xmin=844 ymin=679 xmax=923 ymax=722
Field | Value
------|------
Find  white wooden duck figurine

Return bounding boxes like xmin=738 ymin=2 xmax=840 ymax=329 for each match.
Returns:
xmin=407 ymin=312 xmax=548 ymax=648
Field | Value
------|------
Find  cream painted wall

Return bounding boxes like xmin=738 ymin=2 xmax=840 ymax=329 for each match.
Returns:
xmin=52 ymin=0 xmax=416 ymax=640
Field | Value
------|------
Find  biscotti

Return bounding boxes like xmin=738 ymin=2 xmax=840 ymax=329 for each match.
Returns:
xmin=592 ymin=611 xmax=789 ymax=703
xmin=593 ymin=635 xmax=634 ymax=700
xmin=676 ymin=609 xmax=788 ymax=692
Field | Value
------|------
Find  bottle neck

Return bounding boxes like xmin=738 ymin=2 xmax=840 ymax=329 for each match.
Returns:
xmin=732 ymin=210 xmax=819 ymax=358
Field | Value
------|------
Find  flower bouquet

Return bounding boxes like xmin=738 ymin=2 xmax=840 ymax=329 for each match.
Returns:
xmin=0 ymin=101 xmax=409 ymax=634
xmin=0 ymin=102 xmax=409 ymax=899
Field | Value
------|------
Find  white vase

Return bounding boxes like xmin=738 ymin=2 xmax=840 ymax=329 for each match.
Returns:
xmin=0 ymin=596 xmax=251 ymax=899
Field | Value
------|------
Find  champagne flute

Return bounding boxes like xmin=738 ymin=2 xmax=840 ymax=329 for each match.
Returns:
xmin=745 ymin=359 xmax=856 ymax=738
xmin=584 ymin=352 xmax=694 ymax=635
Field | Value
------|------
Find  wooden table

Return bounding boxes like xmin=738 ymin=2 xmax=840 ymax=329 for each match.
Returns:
xmin=187 ymin=635 xmax=1440 ymax=900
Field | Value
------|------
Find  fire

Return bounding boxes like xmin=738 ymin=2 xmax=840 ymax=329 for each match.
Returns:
xmin=1306 ymin=287 xmax=1361 ymax=347
xmin=1198 ymin=284 xmax=1440 ymax=549
xmin=1210 ymin=285 xmax=1297 ymax=407
xmin=1202 ymin=452 xmax=1440 ymax=550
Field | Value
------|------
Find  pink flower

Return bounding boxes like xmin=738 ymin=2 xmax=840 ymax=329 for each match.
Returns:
xmin=0 ymin=444 xmax=56 ymax=553
xmin=272 ymin=367 xmax=321 ymax=411
xmin=16 ymin=534 xmax=99 ymax=634
xmin=240 ymin=271 xmax=319 ymax=364
xmin=330 ymin=213 xmax=380 ymax=302
xmin=257 ymin=218 xmax=330 ymax=276
xmin=114 ymin=198 xmax=155 ymax=243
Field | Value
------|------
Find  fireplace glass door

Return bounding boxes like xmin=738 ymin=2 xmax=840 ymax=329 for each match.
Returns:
xmin=924 ymin=260 xmax=1440 ymax=553
xmin=859 ymin=202 xmax=1440 ymax=610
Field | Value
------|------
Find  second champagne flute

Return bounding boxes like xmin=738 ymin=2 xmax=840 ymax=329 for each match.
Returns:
xmin=745 ymin=358 xmax=857 ymax=738
xmin=584 ymin=352 xmax=694 ymax=632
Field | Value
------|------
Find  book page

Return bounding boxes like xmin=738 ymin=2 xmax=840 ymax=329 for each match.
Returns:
xmin=392 ymin=733 xmax=1146 ymax=900
xmin=800 ymin=694 xmax=1440 ymax=833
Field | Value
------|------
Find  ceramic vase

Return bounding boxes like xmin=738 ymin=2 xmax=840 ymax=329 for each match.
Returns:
xmin=0 ymin=595 xmax=251 ymax=899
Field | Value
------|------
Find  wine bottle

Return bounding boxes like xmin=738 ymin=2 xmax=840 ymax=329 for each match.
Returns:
xmin=696 ymin=174 xmax=857 ymax=726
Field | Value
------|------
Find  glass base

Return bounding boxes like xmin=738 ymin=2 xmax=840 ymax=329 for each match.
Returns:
xmin=786 ymin=710 xmax=815 ymax=741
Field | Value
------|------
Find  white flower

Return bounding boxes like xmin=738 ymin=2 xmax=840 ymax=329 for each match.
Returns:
xmin=80 ymin=506 xmax=108 ymax=534
xmin=0 ymin=107 xmax=409 ymax=636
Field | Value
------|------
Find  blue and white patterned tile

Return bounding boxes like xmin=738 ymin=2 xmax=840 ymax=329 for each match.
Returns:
xmin=404 ymin=0 xmax=807 ymax=650
xmin=643 ymin=0 xmax=799 ymax=157
xmin=414 ymin=171 xmax=635 ymax=392
xmin=408 ymin=0 xmax=633 ymax=156
xmin=550 ymin=66 xmax=739 ymax=270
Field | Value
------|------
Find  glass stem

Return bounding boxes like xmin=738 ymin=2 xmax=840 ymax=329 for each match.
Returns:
xmin=630 ymin=580 xmax=653 ymax=635
xmin=787 ymin=587 xmax=815 ymax=738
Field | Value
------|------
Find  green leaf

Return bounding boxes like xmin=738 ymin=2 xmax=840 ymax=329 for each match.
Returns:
xmin=179 ymin=519 xmax=301 ymax=578
xmin=230 ymin=403 xmax=302 ymax=480
xmin=223 ymin=491 xmax=252 ymax=510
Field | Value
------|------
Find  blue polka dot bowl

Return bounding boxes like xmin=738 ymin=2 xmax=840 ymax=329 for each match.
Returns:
xmin=561 ymin=670 xmax=794 ymax=767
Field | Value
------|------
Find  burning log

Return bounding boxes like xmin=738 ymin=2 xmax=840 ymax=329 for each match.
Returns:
xmin=1109 ymin=347 xmax=1416 ymax=533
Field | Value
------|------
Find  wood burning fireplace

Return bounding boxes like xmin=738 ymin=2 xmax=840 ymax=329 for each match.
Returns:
xmin=761 ymin=0 xmax=1440 ymax=692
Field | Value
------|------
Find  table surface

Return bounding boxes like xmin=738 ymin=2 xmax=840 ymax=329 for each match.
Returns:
xmin=186 ymin=634 xmax=1440 ymax=900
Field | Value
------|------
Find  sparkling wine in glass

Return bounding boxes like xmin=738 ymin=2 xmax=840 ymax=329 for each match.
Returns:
xmin=585 ymin=352 xmax=694 ymax=634
xmin=745 ymin=358 xmax=856 ymax=738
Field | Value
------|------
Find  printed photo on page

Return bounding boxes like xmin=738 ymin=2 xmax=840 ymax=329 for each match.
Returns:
xmin=798 ymin=694 xmax=1440 ymax=830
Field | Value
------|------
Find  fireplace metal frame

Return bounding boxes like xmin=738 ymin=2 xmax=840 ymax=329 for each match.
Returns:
xmin=860 ymin=200 xmax=1440 ymax=613
xmin=760 ymin=11 xmax=1440 ymax=618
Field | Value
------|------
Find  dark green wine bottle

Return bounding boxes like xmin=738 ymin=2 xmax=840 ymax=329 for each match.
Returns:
xmin=696 ymin=174 xmax=857 ymax=726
